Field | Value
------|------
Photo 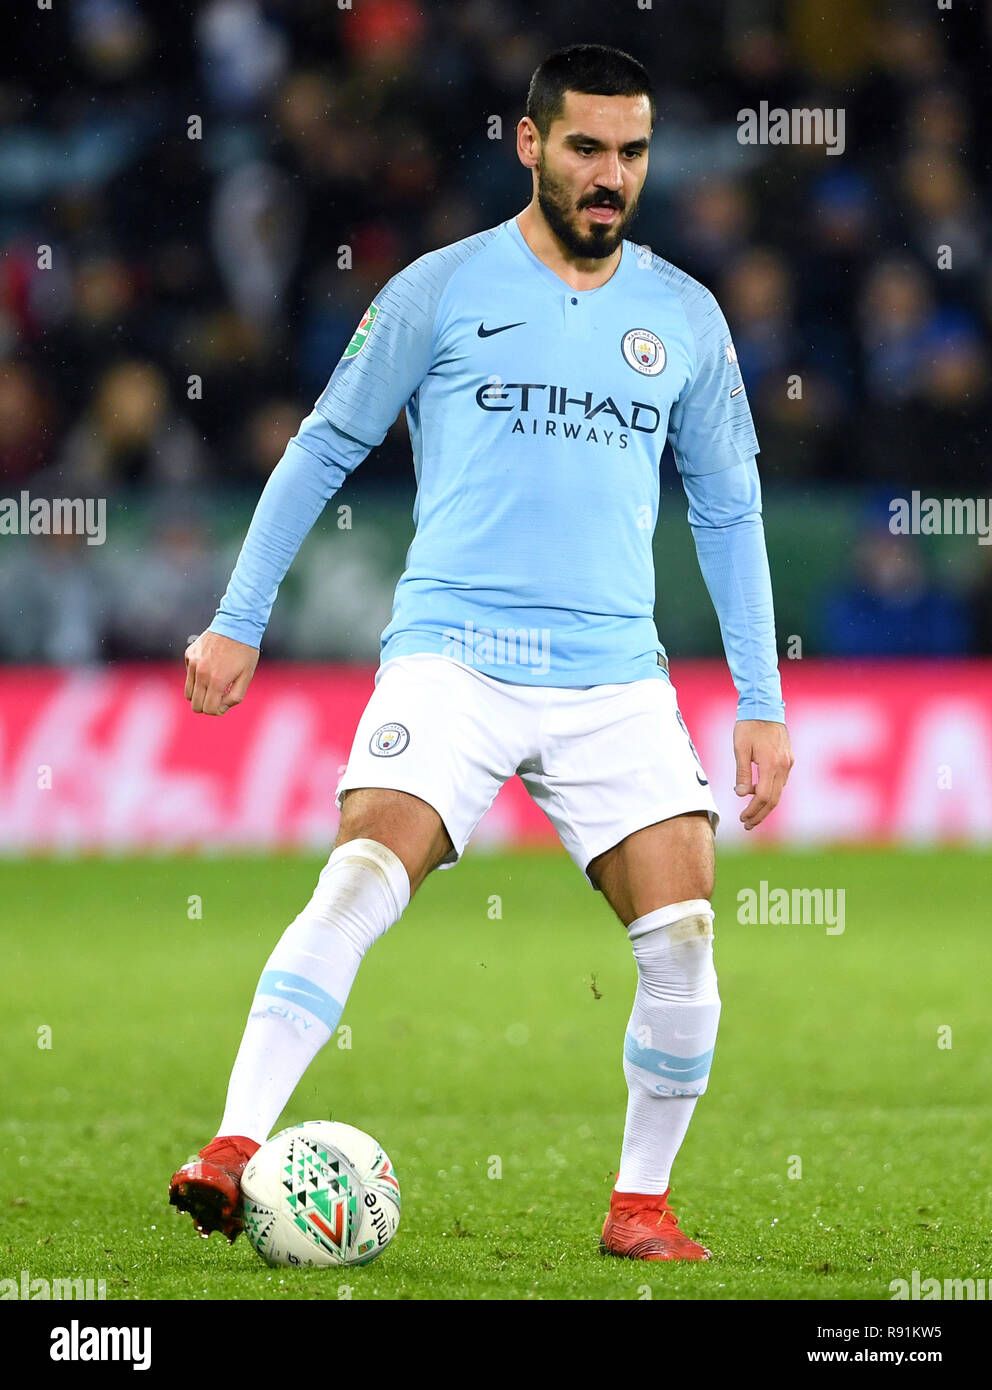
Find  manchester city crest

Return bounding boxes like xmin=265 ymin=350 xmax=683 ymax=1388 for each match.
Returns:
xmin=621 ymin=328 xmax=667 ymax=376
xmin=370 ymin=722 xmax=410 ymax=756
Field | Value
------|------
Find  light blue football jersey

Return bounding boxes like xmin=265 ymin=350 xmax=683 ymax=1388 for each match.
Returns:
xmin=211 ymin=216 xmax=784 ymax=719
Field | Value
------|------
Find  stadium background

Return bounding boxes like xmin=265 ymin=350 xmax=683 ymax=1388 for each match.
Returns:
xmin=2 ymin=0 xmax=990 ymax=849
xmin=3 ymin=0 xmax=992 ymax=1313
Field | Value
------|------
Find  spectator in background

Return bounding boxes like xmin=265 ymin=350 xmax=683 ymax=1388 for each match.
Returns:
xmin=69 ymin=0 xmax=153 ymax=83
xmin=858 ymin=257 xmax=937 ymax=405
xmin=0 ymin=360 xmax=55 ymax=483
xmin=906 ymin=85 xmax=971 ymax=165
xmin=674 ymin=177 xmax=754 ymax=284
xmin=900 ymin=149 xmax=984 ymax=288
xmin=821 ymin=526 xmax=970 ymax=658
xmin=196 ymin=0 xmax=289 ymax=115
xmin=909 ymin=314 xmax=991 ymax=488
xmin=241 ymin=398 xmax=307 ymax=481
xmin=798 ymin=168 xmax=878 ymax=394
xmin=746 ymin=364 xmax=847 ymax=485
xmin=51 ymin=360 xmax=208 ymax=491
xmin=39 ymin=248 xmax=151 ymax=414
xmin=209 ymin=162 xmax=302 ymax=334
xmin=859 ymin=296 xmax=990 ymax=488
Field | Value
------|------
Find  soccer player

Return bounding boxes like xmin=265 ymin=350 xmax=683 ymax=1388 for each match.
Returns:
xmin=171 ymin=43 xmax=793 ymax=1262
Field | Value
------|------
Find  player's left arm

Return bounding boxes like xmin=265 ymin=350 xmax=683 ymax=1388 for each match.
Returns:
xmin=667 ymin=285 xmax=793 ymax=829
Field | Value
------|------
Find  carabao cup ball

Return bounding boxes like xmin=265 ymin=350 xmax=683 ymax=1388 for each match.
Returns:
xmin=240 ymin=1120 xmax=401 ymax=1267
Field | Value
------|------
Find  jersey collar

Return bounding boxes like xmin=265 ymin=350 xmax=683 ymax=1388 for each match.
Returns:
xmin=506 ymin=214 xmax=628 ymax=298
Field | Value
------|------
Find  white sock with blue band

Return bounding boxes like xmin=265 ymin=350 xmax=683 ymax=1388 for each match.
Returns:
xmin=615 ymin=899 xmax=721 ymax=1194
xmin=218 ymin=839 xmax=410 ymax=1143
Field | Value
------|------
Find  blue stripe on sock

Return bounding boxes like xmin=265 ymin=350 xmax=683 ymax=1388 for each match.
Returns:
xmin=256 ymin=970 xmax=343 ymax=1032
xmin=624 ymin=1031 xmax=714 ymax=1084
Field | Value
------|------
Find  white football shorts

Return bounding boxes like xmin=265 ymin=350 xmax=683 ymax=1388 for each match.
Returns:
xmin=335 ymin=653 xmax=718 ymax=886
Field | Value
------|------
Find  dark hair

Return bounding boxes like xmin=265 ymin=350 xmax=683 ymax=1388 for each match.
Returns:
xmin=526 ymin=43 xmax=656 ymax=139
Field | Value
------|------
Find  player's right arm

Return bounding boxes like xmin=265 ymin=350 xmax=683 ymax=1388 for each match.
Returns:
xmin=185 ymin=262 xmax=439 ymax=716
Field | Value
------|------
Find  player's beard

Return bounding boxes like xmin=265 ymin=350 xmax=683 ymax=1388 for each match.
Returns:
xmin=536 ymin=153 xmax=639 ymax=259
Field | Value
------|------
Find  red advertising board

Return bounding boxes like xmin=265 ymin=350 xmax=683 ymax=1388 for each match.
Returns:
xmin=0 ymin=661 xmax=990 ymax=852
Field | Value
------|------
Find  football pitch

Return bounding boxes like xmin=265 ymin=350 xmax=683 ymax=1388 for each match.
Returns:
xmin=3 ymin=847 xmax=989 ymax=1302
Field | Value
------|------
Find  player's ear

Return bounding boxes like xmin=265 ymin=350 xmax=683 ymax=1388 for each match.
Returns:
xmin=516 ymin=116 xmax=540 ymax=169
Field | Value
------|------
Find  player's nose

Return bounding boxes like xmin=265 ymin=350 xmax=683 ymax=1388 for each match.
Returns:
xmin=597 ymin=150 xmax=624 ymax=188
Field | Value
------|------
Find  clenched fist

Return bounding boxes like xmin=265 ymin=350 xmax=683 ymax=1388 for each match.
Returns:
xmin=184 ymin=631 xmax=260 ymax=716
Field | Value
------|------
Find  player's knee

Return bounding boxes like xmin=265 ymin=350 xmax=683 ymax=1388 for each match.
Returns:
xmin=336 ymin=788 xmax=450 ymax=893
xmin=295 ymin=838 xmax=411 ymax=948
xmin=320 ymin=836 xmax=408 ymax=889
xmin=627 ymin=899 xmax=719 ymax=995
xmin=623 ymin=900 xmax=721 ymax=1099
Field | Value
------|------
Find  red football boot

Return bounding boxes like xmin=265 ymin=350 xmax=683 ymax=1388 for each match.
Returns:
xmin=169 ymin=1135 xmax=260 ymax=1242
xmin=600 ymin=1185 xmax=711 ymax=1262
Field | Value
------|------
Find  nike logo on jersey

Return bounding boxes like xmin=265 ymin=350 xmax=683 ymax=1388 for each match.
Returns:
xmin=696 ymin=771 xmax=709 ymax=786
xmin=478 ymin=321 xmax=526 ymax=337
xmin=730 ymin=384 xmax=745 ymax=397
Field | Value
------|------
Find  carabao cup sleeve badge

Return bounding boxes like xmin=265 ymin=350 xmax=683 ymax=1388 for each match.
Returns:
xmin=343 ymin=302 xmax=379 ymax=359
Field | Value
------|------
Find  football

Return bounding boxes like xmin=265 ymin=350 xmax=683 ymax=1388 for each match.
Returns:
xmin=240 ymin=1121 xmax=401 ymax=1268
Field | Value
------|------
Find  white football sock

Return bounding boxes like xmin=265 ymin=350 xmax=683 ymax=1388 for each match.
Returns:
xmin=615 ymin=899 xmax=721 ymax=1195
xmin=217 ymin=839 xmax=409 ymax=1144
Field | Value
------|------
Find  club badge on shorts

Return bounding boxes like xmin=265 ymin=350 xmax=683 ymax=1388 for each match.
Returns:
xmin=370 ymin=722 xmax=410 ymax=756
xmin=621 ymin=328 xmax=666 ymax=375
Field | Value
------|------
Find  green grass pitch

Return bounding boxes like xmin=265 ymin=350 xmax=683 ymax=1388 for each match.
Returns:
xmin=3 ymin=847 xmax=989 ymax=1301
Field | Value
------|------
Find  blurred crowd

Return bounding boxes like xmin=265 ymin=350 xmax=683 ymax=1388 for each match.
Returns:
xmin=1 ymin=0 xmax=991 ymax=661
